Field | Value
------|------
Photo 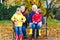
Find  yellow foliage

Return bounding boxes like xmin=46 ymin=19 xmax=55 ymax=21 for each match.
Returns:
xmin=4 ymin=0 xmax=46 ymax=15
xmin=41 ymin=8 xmax=46 ymax=16
xmin=14 ymin=0 xmax=21 ymax=5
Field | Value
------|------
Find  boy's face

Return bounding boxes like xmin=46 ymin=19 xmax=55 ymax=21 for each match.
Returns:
xmin=36 ymin=11 xmax=39 ymax=14
xmin=35 ymin=9 xmax=39 ymax=14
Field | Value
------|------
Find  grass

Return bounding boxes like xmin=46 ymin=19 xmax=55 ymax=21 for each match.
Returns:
xmin=47 ymin=19 xmax=60 ymax=28
xmin=47 ymin=19 xmax=60 ymax=24
xmin=0 ymin=20 xmax=12 ymax=24
xmin=0 ymin=19 xmax=60 ymax=24
xmin=0 ymin=19 xmax=60 ymax=28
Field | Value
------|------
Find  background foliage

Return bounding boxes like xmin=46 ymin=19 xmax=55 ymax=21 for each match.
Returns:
xmin=0 ymin=0 xmax=60 ymax=20
xmin=0 ymin=3 xmax=20 ymax=20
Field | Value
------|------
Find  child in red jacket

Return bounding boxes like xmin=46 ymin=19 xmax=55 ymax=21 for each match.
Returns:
xmin=32 ymin=11 xmax=42 ymax=23
xmin=29 ymin=9 xmax=42 ymax=37
xmin=32 ymin=9 xmax=42 ymax=26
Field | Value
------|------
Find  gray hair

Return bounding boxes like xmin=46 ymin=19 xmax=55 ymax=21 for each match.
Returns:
xmin=32 ymin=4 xmax=37 ymax=9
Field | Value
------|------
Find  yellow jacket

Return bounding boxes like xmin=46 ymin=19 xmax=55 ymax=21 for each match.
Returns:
xmin=11 ymin=13 xmax=26 ymax=27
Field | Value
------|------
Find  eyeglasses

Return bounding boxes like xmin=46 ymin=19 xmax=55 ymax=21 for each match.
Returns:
xmin=17 ymin=10 xmax=20 ymax=11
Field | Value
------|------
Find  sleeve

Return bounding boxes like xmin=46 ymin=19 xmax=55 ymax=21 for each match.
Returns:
xmin=11 ymin=14 xmax=15 ymax=21
xmin=21 ymin=14 xmax=26 ymax=22
xmin=37 ymin=14 xmax=42 ymax=22
xmin=29 ymin=12 xmax=31 ymax=22
xmin=40 ymin=14 xmax=42 ymax=21
xmin=32 ymin=14 xmax=35 ymax=22
xmin=24 ymin=13 xmax=28 ymax=20
xmin=29 ymin=12 xmax=33 ymax=22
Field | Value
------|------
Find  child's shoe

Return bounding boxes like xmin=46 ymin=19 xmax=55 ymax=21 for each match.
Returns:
xmin=29 ymin=29 xmax=32 ymax=35
xmin=19 ymin=34 xmax=23 ymax=40
xmin=15 ymin=34 xmax=19 ymax=40
xmin=39 ymin=29 xmax=41 ymax=36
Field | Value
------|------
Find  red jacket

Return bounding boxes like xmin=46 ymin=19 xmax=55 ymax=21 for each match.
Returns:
xmin=32 ymin=12 xmax=42 ymax=23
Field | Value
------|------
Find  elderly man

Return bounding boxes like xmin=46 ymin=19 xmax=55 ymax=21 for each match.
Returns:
xmin=29 ymin=4 xmax=39 ymax=38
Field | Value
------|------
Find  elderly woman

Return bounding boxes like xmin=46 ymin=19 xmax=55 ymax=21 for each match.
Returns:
xmin=20 ymin=6 xmax=28 ymax=39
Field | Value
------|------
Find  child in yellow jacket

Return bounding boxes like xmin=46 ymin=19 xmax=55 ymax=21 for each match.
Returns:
xmin=11 ymin=8 xmax=26 ymax=40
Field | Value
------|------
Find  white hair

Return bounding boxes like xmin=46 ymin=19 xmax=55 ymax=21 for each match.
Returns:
xmin=32 ymin=4 xmax=37 ymax=9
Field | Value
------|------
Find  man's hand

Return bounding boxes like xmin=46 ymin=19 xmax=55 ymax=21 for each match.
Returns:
xmin=29 ymin=22 xmax=32 ymax=27
xmin=33 ymin=21 xmax=37 ymax=24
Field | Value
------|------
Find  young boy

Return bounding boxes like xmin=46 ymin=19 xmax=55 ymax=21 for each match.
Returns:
xmin=11 ymin=8 xmax=26 ymax=40
xmin=29 ymin=9 xmax=42 ymax=37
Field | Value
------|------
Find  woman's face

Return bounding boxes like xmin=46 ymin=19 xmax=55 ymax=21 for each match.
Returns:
xmin=21 ymin=6 xmax=25 ymax=12
xmin=21 ymin=8 xmax=25 ymax=12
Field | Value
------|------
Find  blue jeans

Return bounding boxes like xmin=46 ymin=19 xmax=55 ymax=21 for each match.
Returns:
xmin=22 ymin=25 xmax=27 ymax=38
xmin=14 ymin=26 xmax=22 ymax=35
xmin=30 ymin=23 xmax=41 ymax=37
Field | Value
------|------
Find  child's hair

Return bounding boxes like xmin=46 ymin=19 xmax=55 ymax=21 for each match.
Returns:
xmin=37 ymin=9 xmax=42 ymax=13
xmin=16 ymin=7 xmax=20 ymax=11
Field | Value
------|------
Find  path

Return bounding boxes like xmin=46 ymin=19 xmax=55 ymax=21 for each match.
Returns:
xmin=0 ymin=24 xmax=60 ymax=40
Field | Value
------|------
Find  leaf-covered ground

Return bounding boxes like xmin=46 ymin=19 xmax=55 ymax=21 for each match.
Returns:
xmin=0 ymin=20 xmax=60 ymax=40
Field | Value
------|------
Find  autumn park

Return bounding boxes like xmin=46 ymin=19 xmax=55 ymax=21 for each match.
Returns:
xmin=0 ymin=0 xmax=60 ymax=40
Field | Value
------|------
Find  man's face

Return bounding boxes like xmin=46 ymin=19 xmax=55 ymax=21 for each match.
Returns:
xmin=32 ymin=7 xmax=37 ymax=12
